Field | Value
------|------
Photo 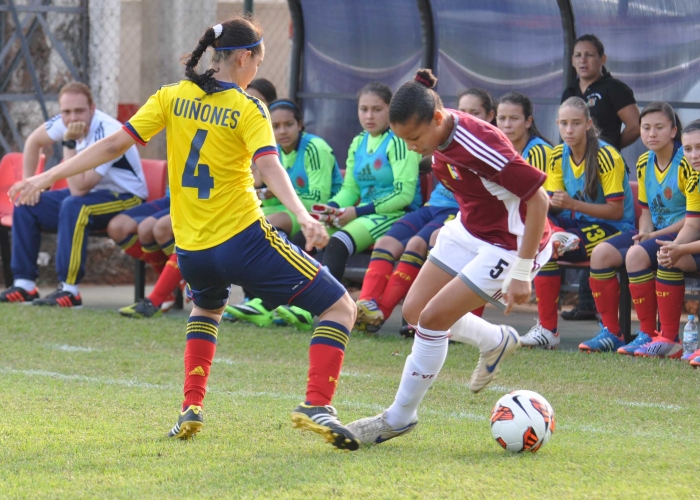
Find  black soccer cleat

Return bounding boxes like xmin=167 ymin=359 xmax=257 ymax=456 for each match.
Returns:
xmin=291 ymin=403 xmax=360 ymax=451
xmin=32 ymin=285 xmax=82 ymax=308
xmin=0 ymin=285 xmax=39 ymax=303
xmin=167 ymin=405 xmax=203 ymax=440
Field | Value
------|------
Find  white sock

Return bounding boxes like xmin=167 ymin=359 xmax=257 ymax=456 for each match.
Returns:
xmin=61 ymin=282 xmax=79 ymax=296
xmin=385 ymin=324 xmax=449 ymax=429
xmin=13 ymin=279 xmax=35 ymax=291
xmin=449 ymin=312 xmax=503 ymax=351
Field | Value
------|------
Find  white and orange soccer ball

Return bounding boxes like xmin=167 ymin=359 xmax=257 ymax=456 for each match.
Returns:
xmin=490 ymin=390 xmax=555 ymax=453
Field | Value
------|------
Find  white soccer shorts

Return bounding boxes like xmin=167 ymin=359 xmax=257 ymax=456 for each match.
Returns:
xmin=427 ymin=216 xmax=553 ymax=310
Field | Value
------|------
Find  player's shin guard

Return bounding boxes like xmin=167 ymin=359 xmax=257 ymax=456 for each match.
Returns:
xmin=359 ymin=249 xmax=395 ymax=302
xmin=306 ymin=321 xmax=350 ymax=406
xmin=149 ymin=254 xmax=182 ymax=307
xmin=628 ymin=269 xmax=657 ymax=335
xmin=449 ymin=312 xmax=502 ymax=350
xmin=377 ymin=252 xmax=423 ymax=318
xmin=183 ymin=316 xmax=218 ymax=409
xmin=385 ymin=324 xmax=448 ymax=429
xmin=118 ymin=234 xmax=144 ymax=260
xmin=534 ymin=261 xmax=561 ymax=332
xmin=590 ymin=267 xmax=620 ymax=334
xmin=656 ymin=266 xmax=685 ymax=341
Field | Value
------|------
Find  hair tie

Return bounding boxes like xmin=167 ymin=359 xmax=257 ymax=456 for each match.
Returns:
xmin=213 ymin=24 xmax=223 ymax=39
xmin=414 ymin=74 xmax=431 ymax=88
xmin=215 ymin=37 xmax=263 ymax=51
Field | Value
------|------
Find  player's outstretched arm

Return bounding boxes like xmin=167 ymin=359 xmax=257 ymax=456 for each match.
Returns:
xmin=9 ymin=129 xmax=135 ymax=205
xmin=256 ymin=154 xmax=329 ymax=250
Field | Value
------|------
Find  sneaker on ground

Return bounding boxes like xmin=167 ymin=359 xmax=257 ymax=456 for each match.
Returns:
xmin=346 ymin=410 xmax=418 ymax=445
xmin=469 ymin=325 xmax=520 ymax=393
xmin=275 ymin=305 xmax=314 ymax=332
xmin=578 ymin=326 xmax=625 ymax=352
xmin=551 ymin=231 xmax=581 ymax=257
xmin=290 ymin=404 xmax=359 ymax=451
xmin=681 ymin=348 xmax=700 ymax=362
xmin=356 ymin=299 xmax=385 ymax=327
xmin=690 ymin=356 xmax=700 ymax=367
xmin=167 ymin=404 xmax=203 ymax=439
xmin=633 ymin=335 xmax=683 ymax=359
xmin=119 ymin=298 xmax=162 ymax=319
xmin=32 ymin=284 xmax=81 ymax=308
xmin=617 ymin=331 xmax=654 ymax=355
xmin=225 ymin=298 xmax=273 ymax=327
xmin=560 ymin=306 xmax=598 ymax=321
xmin=0 ymin=285 xmax=39 ymax=303
xmin=521 ymin=321 xmax=560 ymax=349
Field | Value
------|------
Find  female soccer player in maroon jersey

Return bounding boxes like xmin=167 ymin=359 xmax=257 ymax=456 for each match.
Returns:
xmin=346 ymin=69 xmax=552 ymax=444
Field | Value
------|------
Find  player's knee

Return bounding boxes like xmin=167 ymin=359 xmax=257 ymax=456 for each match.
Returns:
xmin=625 ymin=244 xmax=650 ymax=272
xmin=59 ymin=196 xmax=83 ymax=217
xmin=590 ymin=242 xmax=620 ymax=268
xmin=107 ymin=214 xmax=135 ymax=242
xmin=402 ymin=293 xmax=421 ymax=326
xmin=152 ymin=217 xmax=173 ymax=243
xmin=405 ymin=236 xmax=428 ymax=256
xmin=323 ymin=291 xmax=356 ymax=326
xmin=417 ymin=302 xmax=449 ymax=331
xmin=137 ymin=217 xmax=157 ymax=243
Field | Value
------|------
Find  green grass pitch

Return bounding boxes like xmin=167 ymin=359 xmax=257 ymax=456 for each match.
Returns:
xmin=1 ymin=305 xmax=698 ymax=498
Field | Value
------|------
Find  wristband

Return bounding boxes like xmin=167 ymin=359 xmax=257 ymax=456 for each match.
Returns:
xmin=501 ymin=258 xmax=534 ymax=294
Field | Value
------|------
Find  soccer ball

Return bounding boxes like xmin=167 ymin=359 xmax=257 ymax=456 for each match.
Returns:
xmin=490 ymin=390 xmax=555 ymax=453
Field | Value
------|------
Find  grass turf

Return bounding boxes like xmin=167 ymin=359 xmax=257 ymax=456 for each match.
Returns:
xmin=1 ymin=305 xmax=698 ymax=499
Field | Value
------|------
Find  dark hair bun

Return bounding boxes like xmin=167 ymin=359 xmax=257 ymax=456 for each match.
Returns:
xmin=414 ymin=69 xmax=437 ymax=89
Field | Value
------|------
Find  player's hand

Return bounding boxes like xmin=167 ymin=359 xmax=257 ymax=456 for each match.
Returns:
xmin=504 ymin=279 xmax=531 ymax=316
xmin=335 ymin=206 xmax=356 ymax=227
xmin=656 ymin=240 xmax=683 ymax=268
xmin=311 ymin=204 xmax=345 ymax=229
xmin=299 ymin=214 xmax=329 ymax=251
xmin=632 ymin=232 xmax=653 ymax=245
xmin=8 ymin=174 xmax=52 ymax=206
xmin=550 ymin=190 xmax=574 ymax=210
xmin=63 ymin=121 xmax=88 ymax=141
xmin=256 ymin=188 xmax=274 ymax=200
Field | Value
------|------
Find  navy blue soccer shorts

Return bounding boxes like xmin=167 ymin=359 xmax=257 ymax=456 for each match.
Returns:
xmin=384 ymin=205 xmax=458 ymax=246
xmin=176 ymin=217 xmax=346 ymax=313
xmin=120 ymin=196 xmax=170 ymax=223
xmin=602 ymin=230 xmax=678 ymax=266
xmin=549 ymin=215 xmax=622 ymax=262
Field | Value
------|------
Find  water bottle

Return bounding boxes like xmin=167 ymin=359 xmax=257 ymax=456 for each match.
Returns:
xmin=683 ymin=315 xmax=698 ymax=356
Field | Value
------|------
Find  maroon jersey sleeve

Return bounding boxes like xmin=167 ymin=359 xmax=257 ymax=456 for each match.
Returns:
xmin=444 ymin=110 xmax=547 ymax=201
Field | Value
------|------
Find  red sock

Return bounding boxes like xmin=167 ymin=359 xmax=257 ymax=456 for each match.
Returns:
xmin=534 ymin=261 xmax=560 ymax=332
xmin=472 ymin=305 xmax=485 ymax=318
xmin=149 ymin=254 xmax=182 ymax=307
xmin=589 ymin=268 xmax=620 ymax=335
xmin=359 ymin=249 xmax=395 ymax=301
xmin=628 ymin=269 xmax=657 ymax=335
xmin=142 ymin=242 xmax=167 ymax=273
xmin=183 ymin=315 xmax=218 ymax=409
xmin=306 ymin=321 xmax=349 ymax=406
xmin=377 ymin=252 xmax=424 ymax=318
xmin=656 ymin=267 xmax=685 ymax=341
xmin=119 ymin=234 xmax=144 ymax=260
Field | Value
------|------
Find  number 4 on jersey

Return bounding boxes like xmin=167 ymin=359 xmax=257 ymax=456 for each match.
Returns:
xmin=183 ymin=129 xmax=214 ymax=199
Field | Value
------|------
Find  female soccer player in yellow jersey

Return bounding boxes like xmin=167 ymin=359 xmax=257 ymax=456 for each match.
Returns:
xmin=9 ymin=17 xmax=360 ymax=451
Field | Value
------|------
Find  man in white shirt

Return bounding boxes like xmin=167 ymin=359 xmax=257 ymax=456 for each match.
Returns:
xmin=0 ymin=82 xmax=148 ymax=307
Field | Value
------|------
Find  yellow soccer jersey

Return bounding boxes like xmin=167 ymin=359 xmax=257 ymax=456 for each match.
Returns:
xmin=124 ymin=80 xmax=276 ymax=250
xmin=685 ymin=171 xmax=700 ymax=217
xmin=525 ymin=141 xmax=552 ymax=172
xmin=546 ymin=144 xmax=626 ymax=202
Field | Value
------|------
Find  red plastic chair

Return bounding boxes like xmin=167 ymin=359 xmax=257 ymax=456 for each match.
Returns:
xmin=141 ymin=159 xmax=168 ymax=201
xmin=0 ymin=153 xmax=45 ymax=218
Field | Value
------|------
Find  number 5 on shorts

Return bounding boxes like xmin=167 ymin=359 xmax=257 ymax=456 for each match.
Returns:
xmin=490 ymin=258 xmax=509 ymax=279
xmin=183 ymin=129 xmax=215 ymax=199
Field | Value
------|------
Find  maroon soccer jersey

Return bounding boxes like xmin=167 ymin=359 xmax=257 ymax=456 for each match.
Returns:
xmin=432 ymin=110 xmax=551 ymax=252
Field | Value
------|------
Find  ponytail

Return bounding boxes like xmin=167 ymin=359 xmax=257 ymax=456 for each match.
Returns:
xmin=181 ymin=16 xmax=263 ymax=95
